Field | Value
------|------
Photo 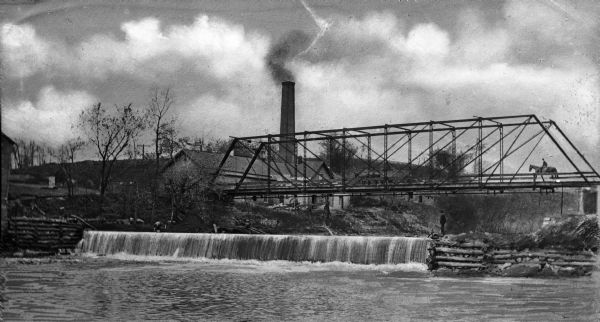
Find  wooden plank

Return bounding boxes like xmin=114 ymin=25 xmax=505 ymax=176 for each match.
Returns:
xmin=550 ymin=262 xmax=595 ymax=267
xmin=490 ymin=260 xmax=517 ymax=264
xmin=543 ymin=249 xmax=595 ymax=256
xmin=492 ymin=253 xmax=528 ymax=260
xmin=490 ymin=249 xmax=513 ymax=255
xmin=436 ymin=261 xmax=485 ymax=268
xmin=435 ymin=255 xmax=483 ymax=263
xmin=492 ymin=253 xmax=596 ymax=262
xmin=434 ymin=240 xmax=486 ymax=248
xmin=435 ymin=247 xmax=484 ymax=255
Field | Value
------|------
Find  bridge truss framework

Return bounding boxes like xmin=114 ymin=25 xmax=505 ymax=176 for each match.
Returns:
xmin=213 ymin=115 xmax=600 ymax=198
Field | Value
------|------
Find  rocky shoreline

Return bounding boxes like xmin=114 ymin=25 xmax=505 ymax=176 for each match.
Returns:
xmin=428 ymin=238 xmax=597 ymax=277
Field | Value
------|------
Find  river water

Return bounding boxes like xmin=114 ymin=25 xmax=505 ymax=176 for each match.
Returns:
xmin=1 ymin=231 xmax=599 ymax=320
xmin=2 ymin=256 xmax=599 ymax=321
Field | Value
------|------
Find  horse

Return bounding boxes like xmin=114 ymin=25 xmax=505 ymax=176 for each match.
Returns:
xmin=529 ymin=164 xmax=559 ymax=179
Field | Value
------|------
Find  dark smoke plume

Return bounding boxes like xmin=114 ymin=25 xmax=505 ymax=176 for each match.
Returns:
xmin=266 ymin=30 xmax=311 ymax=82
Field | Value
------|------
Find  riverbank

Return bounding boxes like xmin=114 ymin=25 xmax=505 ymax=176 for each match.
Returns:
xmin=159 ymin=198 xmax=442 ymax=236
xmin=428 ymin=215 xmax=599 ymax=277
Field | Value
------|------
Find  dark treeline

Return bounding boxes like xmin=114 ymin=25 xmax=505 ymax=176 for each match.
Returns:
xmin=317 ymin=138 xmax=473 ymax=179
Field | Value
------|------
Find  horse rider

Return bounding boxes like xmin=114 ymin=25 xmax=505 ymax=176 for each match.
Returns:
xmin=542 ymin=158 xmax=548 ymax=172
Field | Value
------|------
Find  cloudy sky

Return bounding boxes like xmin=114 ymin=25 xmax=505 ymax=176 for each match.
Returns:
xmin=1 ymin=0 xmax=599 ymax=164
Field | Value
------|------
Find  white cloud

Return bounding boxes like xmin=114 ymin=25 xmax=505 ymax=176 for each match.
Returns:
xmin=291 ymin=6 xmax=599 ymax=154
xmin=2 ymin=87 xmax=96 ymax=146
xmin=1 ymin=5 xmax=598 ymax=164
xmin=1 ymin=23 xmax=51 ymax=77
xmin=2 ymin=15 xmax=269 ymax=80
xmin=505 ymin=0 xmax=598 ymax=52
xmin=450 ymin=9 xmax=510 ymax=66
xmin=179 ymin=82 xmax=280 ymax=139
xmin=405 ymin=23 xmax=449 ymax=61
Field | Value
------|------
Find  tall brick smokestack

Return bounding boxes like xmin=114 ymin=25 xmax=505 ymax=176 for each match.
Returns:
xmin=280 ymin=81 xmax=296 ymax=163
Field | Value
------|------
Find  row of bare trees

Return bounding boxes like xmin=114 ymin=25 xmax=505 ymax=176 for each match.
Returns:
xmin=11 ymin=87 xmax=231 ymax=199
xmin=6 ymin=86 xmax=238 ymax=227
xmin=79 ymin=102 xmax=147 ymax=197
xmin=13 ymin=139 xmax=51 ymax=168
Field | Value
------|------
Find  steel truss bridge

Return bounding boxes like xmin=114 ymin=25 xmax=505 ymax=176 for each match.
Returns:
xmin=213 ymin=115 xmax=600 ymax=198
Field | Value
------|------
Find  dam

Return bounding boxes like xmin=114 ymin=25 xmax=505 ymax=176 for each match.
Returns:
xmin=79 ymin=231 xmax=430 ymax=265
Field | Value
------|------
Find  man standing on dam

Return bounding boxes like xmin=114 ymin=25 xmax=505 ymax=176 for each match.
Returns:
xmin=440 ymin=212 xmax=447 ymax=236
xmin=324 ymin=196 xmax=330 ymax=225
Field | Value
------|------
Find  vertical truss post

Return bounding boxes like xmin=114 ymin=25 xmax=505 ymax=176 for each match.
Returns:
xmin=429 ymin=122 xmax=433 ymax=178
xmin=368 ymin=134 xmax=372 ymax=172
xmin=478 ymin=118 xmax=483 ymax=186
xmin=328 ymin=137 xmax=333 ymax=171
xmin=384 ymin=125 xmax=389 ymax=190
xmin=499 ymin=125 xmax=504 ymax=183
xmin=342 ymin=128 xmax=346 ymax=192
xmin=294 ymin=137 xmax=298 ymax=180
xmin=408 ymin=132 xmax=412 ymax=171
xmin=451 ymin=129 xmax=456 ymax=159
xmin=303 ymin=132 xmax=307 ymax=193
xmin=267 ymin=135 xmax=272 ymax=196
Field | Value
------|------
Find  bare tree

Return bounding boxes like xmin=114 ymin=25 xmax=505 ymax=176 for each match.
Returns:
xmin=13 ymin=138 xmax=29 ymax=168
xmin=148 ymin=87 xmax=175 ymax=172
xmin=318 ymin=138 xmax=358 ymax=174
xmin=79 ymin=102 xmax=146 ymax=197
xmin=159 ymin=123 xmax=180 ymax=160
xmin=35 ymin=143 xmax=49 ymax=166
xmin=433 ymin=148 xmax=473 ymax=180
xmin=162 ymin=155 xmax=221 ymax=225
xmin=50 ymin=138 xmax=85 ymax=197
xmin=205 ymin=137 xmax=233 ymax=154
xmin=147 ymin=87 xmax=176 ymax=220
xmin=13 ymin=139 xmax=46 ymax=168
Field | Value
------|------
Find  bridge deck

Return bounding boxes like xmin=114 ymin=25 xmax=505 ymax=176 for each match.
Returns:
xmin=222 ymin=172 xmax=599 ymax=196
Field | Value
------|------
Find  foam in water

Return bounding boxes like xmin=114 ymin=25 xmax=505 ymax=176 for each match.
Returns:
xmin=79 ymin=231 xmax=430 ymax=265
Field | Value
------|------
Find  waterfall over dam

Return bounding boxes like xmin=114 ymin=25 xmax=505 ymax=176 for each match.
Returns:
xmin=79 ymin=231 xmax=430 ymax=265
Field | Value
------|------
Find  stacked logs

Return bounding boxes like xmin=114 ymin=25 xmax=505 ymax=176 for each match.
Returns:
xmin=427 ymin=238 xmax=597 ymax=273
xmin=7 ymin=217 xmax=84 ymax=251
xmin=427 ymin=239 xmax=487 ymax=270
xmin=487 ymin=249 xmax=596 ymax=270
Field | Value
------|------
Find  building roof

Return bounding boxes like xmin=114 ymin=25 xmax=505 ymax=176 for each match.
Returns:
xmin=162 ymin=149 xmax=334 ymax=181
xmin=1 ymin=132 xmax=16 ymax=146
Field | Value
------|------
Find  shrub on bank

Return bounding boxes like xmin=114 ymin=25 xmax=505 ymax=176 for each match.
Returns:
xmin=441 ymin=215 xmax=598 ymax=251
xmin=536 ymin=215 xmax=599 ymax=251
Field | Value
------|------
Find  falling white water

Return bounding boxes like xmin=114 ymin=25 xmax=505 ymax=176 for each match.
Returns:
xmin=79 ymin=231 xmax=430 ymax=265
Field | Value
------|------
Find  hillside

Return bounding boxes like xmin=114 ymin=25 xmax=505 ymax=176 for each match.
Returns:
xmin=8 ymin=159 xmax=587 ymax=237
xmin=11 ymin=159 xmax=168 ymax=191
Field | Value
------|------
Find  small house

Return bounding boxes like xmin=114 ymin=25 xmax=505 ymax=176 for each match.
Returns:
xmin=1 ymin=132 xmax=16 ymax=240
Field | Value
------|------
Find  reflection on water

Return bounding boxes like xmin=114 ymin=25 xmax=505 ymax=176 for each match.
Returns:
xmin=1 ymin=257 xmax=599 ymax=321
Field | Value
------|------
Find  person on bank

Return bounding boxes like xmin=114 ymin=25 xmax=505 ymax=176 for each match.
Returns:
xmin=440 ymin=213 xmax=447 ymax=236
xmin=154 ymin=221 xmax=163 ymax=232
xmin=324 ymin=196 xmax=330 ymax=225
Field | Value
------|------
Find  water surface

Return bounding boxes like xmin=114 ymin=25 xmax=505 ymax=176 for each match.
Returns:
xmin=1 ymin=257 xmax=599 ymax=321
